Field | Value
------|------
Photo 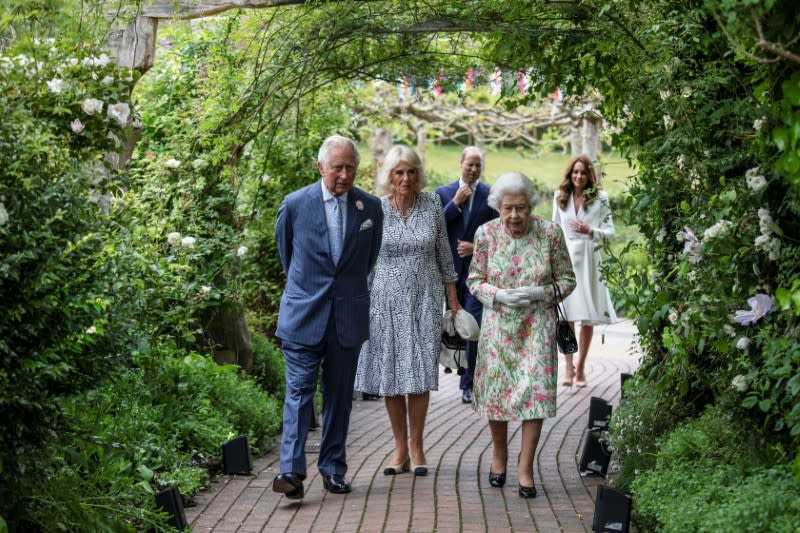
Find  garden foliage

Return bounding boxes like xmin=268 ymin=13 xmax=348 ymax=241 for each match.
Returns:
xmin=2 ymin=0 xmax=800 ymax=531
xmin=0 ymin=29 xmax=283 ymax=533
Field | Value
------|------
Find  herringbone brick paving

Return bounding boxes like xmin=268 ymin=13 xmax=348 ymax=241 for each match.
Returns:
xmin=186 ymin=320 xmax=639 ymax=532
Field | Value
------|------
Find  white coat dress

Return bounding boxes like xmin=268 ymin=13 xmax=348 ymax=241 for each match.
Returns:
xmin=552 ymin=190 xmax=618 ymax=325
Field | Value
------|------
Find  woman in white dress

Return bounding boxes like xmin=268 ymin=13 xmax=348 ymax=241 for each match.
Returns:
xmin=552 ymin=155 xmax=617 ymax=388
xmin=355 ymin=145 xmax=461 ymax=476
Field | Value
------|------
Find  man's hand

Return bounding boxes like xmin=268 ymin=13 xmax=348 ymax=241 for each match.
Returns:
xmin=453 ymin=184 xmax=472 ymax=206
xmin=456 ymin=240 xmax=474 ymax=258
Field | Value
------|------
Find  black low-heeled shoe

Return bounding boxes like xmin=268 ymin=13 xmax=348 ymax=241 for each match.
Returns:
xmin=488 ymin=471 xmax=506 ymax=488
xmin=518 ymin=484 xmax=537 ymax=498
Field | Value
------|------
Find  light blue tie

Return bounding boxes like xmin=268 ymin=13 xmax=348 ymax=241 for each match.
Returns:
xmin=330 ymin=197 xmax=344 ymax=264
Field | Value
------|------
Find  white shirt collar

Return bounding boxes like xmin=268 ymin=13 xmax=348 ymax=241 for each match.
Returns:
xmin=459 ymin=178 xmax=479 ymax=191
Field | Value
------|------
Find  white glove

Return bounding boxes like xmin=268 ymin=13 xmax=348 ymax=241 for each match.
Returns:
xmin=509 ymin=286 xmax=546 ymax=302
xmin=495 ymin=289 xmax=530 ymax=308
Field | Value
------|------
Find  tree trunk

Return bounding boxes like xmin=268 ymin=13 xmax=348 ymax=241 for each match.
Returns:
xmin=569 ymin=123 xmax=581 ymax=156
xmin=204 ymin=306 xmax=254 ymax=371
xmin=416 ymin=125 xmax=427 ymax=165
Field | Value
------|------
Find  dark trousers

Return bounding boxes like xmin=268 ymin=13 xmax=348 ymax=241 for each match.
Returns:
xmin=279 ymin=311 xmax=360 ymax=478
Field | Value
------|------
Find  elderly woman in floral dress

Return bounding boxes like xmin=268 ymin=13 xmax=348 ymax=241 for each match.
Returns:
xmin=467 ymin=172 xmax=575 ymax=498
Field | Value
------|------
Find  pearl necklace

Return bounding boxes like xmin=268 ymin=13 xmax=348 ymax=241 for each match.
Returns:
xmin=391 ymin=194 xmax=415 ymax=222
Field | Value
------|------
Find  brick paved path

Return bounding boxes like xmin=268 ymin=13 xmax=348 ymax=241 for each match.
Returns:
xmin=186 ymin=320 xmax=639 ymax=533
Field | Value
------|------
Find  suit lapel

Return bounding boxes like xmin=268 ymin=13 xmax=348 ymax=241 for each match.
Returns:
xmin=465 ymin=183 xmax=488 ymax=230
xmin=340 ymin=190 xmax=362 ymax=262
xmin=305 ymin=182 xmax=333 ymax=259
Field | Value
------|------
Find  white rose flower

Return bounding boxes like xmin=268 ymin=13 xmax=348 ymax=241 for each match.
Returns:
xmin=261 ymin=174 xmax=271 ymax=185
xmin=663 ymin=114 xmax=674 ymax=130
xmin=237 ymin=246 xmax=248 ymax=258
xmin=754 ymin=234 xmax=771 ymax=252
xmin=736 ymin=337 xmax=751 ymax=350
xmin=668 ymin=309 xmax=678 ymax=325
xmin=200 ymin=285 xmax=212 ymax=294
xmin=192 ymin=158 xmax=208 ymax=170
xmin=731 ymin=375 xmax=748 ymax=392
xmin=181 ymin=236 xmax=196 ymax=249
xmin=70 ymin=119 xmax=85 ymax=134
xmin=107 ymin=102 xmax=130 ymax=127
xmin=745 ymin=171 xmax=767 ymax=192
xmin=86 ymin=325 xmax=97 ymax=335
xmin=81 ymin=97 xmax=104 ymax=115
xmin=703 ymin=219 xmax=732 ymax=240
xmin=47 ymin=78 xmax=65 ymax=93
xmin=677 ymin=155 xmax=686 ymax=169
xmin=758 ymin=208 xmax=773 ymax=236
xmin=0 ymin=202 xmax=8 ymax=226
xmin=101 ymin=75 xmax=114 ymax=85
xmin=165 ymin=158 xmax=181 ymax=169
xmin=84 ymin=54 xmax=111 ymax=68
xmin=753 ymin=118 xmax=765 ymax=131
xmin=659 ymin=90 xmax=671 ymax=101
xmin=768 ymin=237 xmax=780 ymax=261
xmin=681 ymin=86 xmax=693 ymax=98
xmin=167 ymin=231 xmax=182 ymax=246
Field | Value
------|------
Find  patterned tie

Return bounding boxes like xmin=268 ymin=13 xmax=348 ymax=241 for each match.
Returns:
xmin=330 ymin=197 xmax=344 ymax=264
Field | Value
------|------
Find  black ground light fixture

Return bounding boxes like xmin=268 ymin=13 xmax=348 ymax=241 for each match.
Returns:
xmin=222 ymin=436 xmax=252 ymax=475
xmin=592 ymin=485 xmax=633 ymax=533
xmin=579 ymin=431 xmax=612 ymax=477
xmin=620 ymin=373 xmax=632 ymax=399
xmin=588 ymin=397 xmax=613 ymax=431
xmin=154 ymin=485 xmax=187 ymax=530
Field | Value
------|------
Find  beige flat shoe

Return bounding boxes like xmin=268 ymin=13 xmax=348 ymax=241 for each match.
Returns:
xmin=383 ymin=458 xmax=410 ymax=475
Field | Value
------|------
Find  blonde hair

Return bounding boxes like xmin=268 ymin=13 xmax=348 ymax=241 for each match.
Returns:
xmin=375 ymin=145 xmax=427 ymax=195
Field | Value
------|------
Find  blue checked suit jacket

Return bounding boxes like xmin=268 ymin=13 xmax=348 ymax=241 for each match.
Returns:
xmin=275 ymin=181 xmax=383 ymax=349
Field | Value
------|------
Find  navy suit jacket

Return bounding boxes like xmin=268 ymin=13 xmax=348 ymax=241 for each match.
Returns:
xmin=435 ymin=181 xmax=498 ymax=288
xmin=275 ymin=181 xmax=383 ymax=349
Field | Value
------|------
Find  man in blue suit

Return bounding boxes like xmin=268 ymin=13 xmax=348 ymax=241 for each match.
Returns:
xmin=435 ymin=146 xmax=498 ymax=404
xmin=272 ymin=135 xmax=383 ymax=499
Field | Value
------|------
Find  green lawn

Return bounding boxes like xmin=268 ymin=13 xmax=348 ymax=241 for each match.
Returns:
xmin=420 ymin=144 xmax=636 ymax=198
xmin=359 ymin=143 xmax=636 ymax=199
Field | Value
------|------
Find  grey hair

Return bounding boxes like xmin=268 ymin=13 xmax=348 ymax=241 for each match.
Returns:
xmin=318 ymin=135 xmax=360 ymax=167
xmin=375 ymin=145 xmax=428 ymax=195
xmin=487 ymin=172 xmax=539 ymax=210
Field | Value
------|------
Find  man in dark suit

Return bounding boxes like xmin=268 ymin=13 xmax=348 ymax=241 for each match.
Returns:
xmin=272 ymin=135 xmax=383 ymax=499
xmin=435 ymin=146 xmax=499 ymax=404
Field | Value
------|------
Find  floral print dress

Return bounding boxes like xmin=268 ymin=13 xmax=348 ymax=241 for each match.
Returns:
xmin=466 ymin=216 xmax=576 ymax=421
